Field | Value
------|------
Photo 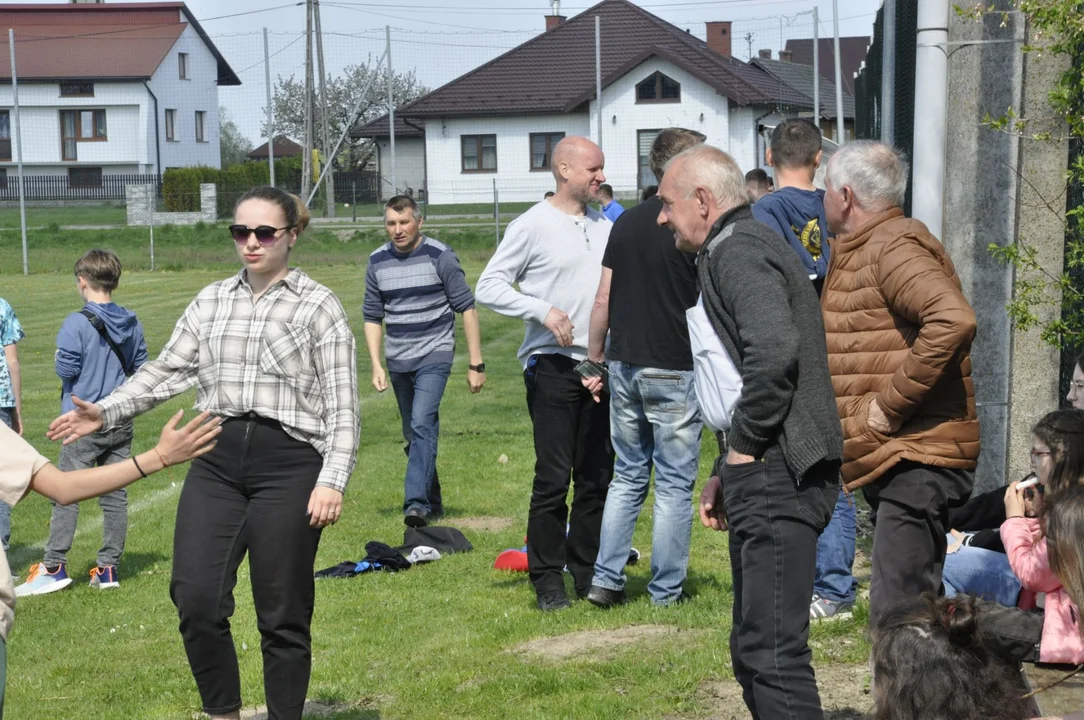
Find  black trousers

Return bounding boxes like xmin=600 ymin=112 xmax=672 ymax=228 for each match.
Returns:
xmin=523 ymin=354 xmax=614 ymax=595
xmin=863 ymin=461 xmax=972 ymax=625
xmin=723 ymin=445 xmax=838 ymax=720
xmin=170 ymin=414 xmax=324 ymax=719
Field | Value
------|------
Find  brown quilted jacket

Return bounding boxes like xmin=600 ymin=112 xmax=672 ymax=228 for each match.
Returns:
xmin=821 ymin=208 xmax=980 ymax=490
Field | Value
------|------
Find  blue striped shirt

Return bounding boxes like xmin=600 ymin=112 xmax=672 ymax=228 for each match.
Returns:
xmin=363 ymin=237 xmax=475 ymax=373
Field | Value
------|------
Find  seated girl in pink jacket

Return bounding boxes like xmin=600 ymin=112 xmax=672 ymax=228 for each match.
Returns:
xmin=977 ymin=409 xmax=1084 ymax=665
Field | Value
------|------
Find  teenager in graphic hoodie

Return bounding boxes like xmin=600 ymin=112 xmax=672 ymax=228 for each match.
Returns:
xmin=752 ymin=119 xmax=831 ymax=297
xmin=753 ymin=119 xmax=855 ymax=624
xmin=16 ymin=249 xmax=148 ymax=598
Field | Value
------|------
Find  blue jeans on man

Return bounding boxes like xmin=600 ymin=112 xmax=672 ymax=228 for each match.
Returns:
xmin=592 ymin=362 xmax=702 ymax=605
xmin=813 ymin=488 xmax=858 ymax=606
xmin=389 ymin=364 xmax=451 ymax=516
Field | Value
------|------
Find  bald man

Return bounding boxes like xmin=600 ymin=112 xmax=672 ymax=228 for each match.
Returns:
xmin=476 ymin=137 xmax=615 ymax=611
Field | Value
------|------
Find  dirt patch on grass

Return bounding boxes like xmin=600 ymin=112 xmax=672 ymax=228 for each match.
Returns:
xmin=455 ymin=516 xmax=517 ymax=533
xmin=237 ymin=698 xmax=381 ymax=719
xmin=686 ymin=664 xmax=871 ymax=719
xmin=511 ymin=624 xmax=680 ymax=662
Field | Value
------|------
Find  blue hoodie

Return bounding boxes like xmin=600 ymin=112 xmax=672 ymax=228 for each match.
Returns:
xmin=752 ymin=186 xmax=831 ymax=281
xmin=55 ymin=302 xmax=148 ymax=413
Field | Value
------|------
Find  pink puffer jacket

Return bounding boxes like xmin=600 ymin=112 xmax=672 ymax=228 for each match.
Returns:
xmin=1001 ymin=517 xmax=1084 ymax=664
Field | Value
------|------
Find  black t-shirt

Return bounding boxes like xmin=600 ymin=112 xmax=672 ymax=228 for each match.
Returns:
xmin=602 ymin=196 xmax=699 ymax=371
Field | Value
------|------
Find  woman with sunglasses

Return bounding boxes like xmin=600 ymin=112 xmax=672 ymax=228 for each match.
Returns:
xmin=46 ymin=186 xmax=360 ymax=720
xmin=943 ymin=410 xmax=1084 ymax=605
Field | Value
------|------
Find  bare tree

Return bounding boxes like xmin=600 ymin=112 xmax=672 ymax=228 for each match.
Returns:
xmin=267 ymin=59 xmax=427 ymax=171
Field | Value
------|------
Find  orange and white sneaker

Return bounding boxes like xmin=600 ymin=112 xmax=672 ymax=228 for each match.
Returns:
xmin=14 ymin=563 xmax=72 ymax=597
xmin=89 ymin=566 xmax=119 ymax=590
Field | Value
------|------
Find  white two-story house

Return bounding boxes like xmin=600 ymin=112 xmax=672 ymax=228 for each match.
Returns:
xmin=0 ymin=2 xmax=239 ymax=191
xmin=353 ymin=0 xmax=818 ymax=204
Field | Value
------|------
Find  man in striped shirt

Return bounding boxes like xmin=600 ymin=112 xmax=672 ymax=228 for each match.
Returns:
xmin=364 ymin=195 xmax=485 ymax=527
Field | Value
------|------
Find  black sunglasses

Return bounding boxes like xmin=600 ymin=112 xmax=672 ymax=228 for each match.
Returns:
xmin=229 ymin=224 xmax=293 ymax=245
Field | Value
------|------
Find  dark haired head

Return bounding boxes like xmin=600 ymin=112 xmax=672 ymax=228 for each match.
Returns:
xmin=770 ymin=119 xmax=823 ymax=170
xmin=74 ymin=249 xmax=122 ymax=293
xmin=745 ymin=168 xmax=770 ymax=190
xmin=544 ymin=191 xmax=555 ymax=199
xmin=385 ymin=194 xmax=419 ymax=218
xmin=870 ymin=594 xmax=1030 ymax=720
xmin=598 ymin=183 xmax=614 ymax=200
xmin=1076 ymin=351 xmax=1084 ymax=375
xmin=1032 ymin=409 xmax=1084 ymax=495
xmin=641 ymin=185 xmax=658 ymax=201
xmin=650 ymin=127 xmax=706 ymax=180
xmin=235 ymin=186 xmax=310 ymax=234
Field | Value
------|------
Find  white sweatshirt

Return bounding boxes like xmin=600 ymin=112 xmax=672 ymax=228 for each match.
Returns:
xmin=476 ymin=200 xmax=611 ymax=368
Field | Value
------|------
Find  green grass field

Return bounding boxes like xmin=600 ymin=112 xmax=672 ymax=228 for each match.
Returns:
xmin=0 ymin=232 xmax=871 ymax=719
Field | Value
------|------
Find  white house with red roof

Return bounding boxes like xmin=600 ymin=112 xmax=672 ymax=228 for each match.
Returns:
xmin=0 ymin=2 xmax=239 ymax=188
xmin=354 ymin=0 xmax=823 ymax=204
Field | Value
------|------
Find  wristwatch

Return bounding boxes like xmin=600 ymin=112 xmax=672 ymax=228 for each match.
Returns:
xmin=469 ymin=363 xmax=486 ymax=373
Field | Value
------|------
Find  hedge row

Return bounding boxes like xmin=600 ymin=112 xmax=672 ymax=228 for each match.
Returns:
xmin=162 ymin=158 xmax=305 ymax=217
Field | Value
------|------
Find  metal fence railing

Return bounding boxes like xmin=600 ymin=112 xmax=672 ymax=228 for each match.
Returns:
xmin=0 ymin=172 xmax=160 ymax=201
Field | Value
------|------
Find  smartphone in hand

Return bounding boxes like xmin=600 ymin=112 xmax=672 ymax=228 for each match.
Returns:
xmin=574 ymin=359 xmax=608 ymax=382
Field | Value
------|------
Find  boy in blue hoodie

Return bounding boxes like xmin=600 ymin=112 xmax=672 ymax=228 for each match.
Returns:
xmin=16 ymin=250 xmax=147 ymax=596
xmin=753 ymin=119 xmax=831 ymax=296
xmin=753 ymin=119 xmax=856 ymax=622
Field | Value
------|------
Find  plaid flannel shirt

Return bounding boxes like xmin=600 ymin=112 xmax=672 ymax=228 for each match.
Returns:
xmin=98 ymin=269 xmax=360 ymax=493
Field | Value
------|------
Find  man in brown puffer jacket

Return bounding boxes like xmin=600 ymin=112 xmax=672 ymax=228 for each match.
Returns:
xmin=821 ymin=141 xmax=978 ymax=623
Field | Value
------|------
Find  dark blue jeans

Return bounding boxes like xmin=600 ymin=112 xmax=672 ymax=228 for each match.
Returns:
xmin=390 ymin=363 xmax=451 ymax=515
xmin=723 ymin=445 xmax=838 ymax=720
xmin=813 ymin=488 xmax=857 ymax=604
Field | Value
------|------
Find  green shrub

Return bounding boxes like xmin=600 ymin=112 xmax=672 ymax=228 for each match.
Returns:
xmin=162 ymin=166 xmax=218 ymax=211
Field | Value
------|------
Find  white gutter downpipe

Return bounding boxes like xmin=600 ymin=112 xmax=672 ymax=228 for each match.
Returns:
xmin=911 ymin=0 xmax=949 ymax=238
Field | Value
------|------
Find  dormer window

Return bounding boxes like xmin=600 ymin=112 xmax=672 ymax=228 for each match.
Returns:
xmin=636 ymin=72 xmax=681 ymax=103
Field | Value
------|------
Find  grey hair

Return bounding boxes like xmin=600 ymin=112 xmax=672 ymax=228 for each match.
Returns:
xmin=662 ymin=144 xmax=746 ymax=209
xmin=825 ymin=140 xmax=910 ymax=212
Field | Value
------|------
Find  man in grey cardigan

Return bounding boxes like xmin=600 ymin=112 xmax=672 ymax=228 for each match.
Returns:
xmin=658 ymin=144 xmax=842 ymax=720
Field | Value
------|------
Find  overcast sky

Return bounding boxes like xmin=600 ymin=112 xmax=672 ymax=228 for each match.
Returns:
xmin=10 ymin=0 xmax=885 ymax=143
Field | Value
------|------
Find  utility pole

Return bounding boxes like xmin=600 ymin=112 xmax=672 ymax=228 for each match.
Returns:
xmin=812 ymin=6 xmax=820 ymax=130
xmin=880 ymin=0 xmax=897 ymax=144
xmin=744 ymin=32 xmax=754 ymax=60
xmin=595 ymin=16 xmax=602 ymax=150
xmin=831 ymin=0 xmax=845 ymax=143
xmin=263 ymin=27 xmax=275 ymax=187
xmin=912 ymin=0 xmax=949 ymax=238
xmin=301 ymin=0 xmax=314 ymax=202
xmin=386 ymin=25 xmax=396 ymax=196
xmin=313 ymin=0 xmax=335 ymax=216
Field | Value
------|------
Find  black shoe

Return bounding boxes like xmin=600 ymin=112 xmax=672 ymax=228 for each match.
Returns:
xmin=654 ymin=591 xmax=692 ymax=608
xmin=574 ymin=586 xmax=591 ymax=600
xmin=404 ymin=507 xmax=428 ymax=528
xmin=586 ymin=585 xmax=627 ymax=608
xmin=536 ymin=589 xmax=571 ymax=612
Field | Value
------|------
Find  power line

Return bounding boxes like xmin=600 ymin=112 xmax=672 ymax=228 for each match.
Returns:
xmin=231 ymin=33 xmax=306 ymax=77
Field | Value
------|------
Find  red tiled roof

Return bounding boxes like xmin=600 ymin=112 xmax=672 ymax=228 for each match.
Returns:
xmin=0 ymin=3 xmax=239 ymax=85
xmin=783 ymin=37 xmax=870 ymax=95
xmin=248 ymin=136 xmax=304 ymax=159
xmin=401 ymin=0 xmax=810 ymax=118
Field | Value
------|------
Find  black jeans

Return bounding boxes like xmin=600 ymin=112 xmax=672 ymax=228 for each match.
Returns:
xmin=975 ymin=599 xmax=1043 ymax=663
xmin=863 ymin=461 xmax=972 ymax=625
xmin=723 ymin=445 xmax=838 ymax=720
xmin=523 ymin=354 xmax=614 ymax=595
xmin=170 ymin=414 xmax=324 ymax=719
